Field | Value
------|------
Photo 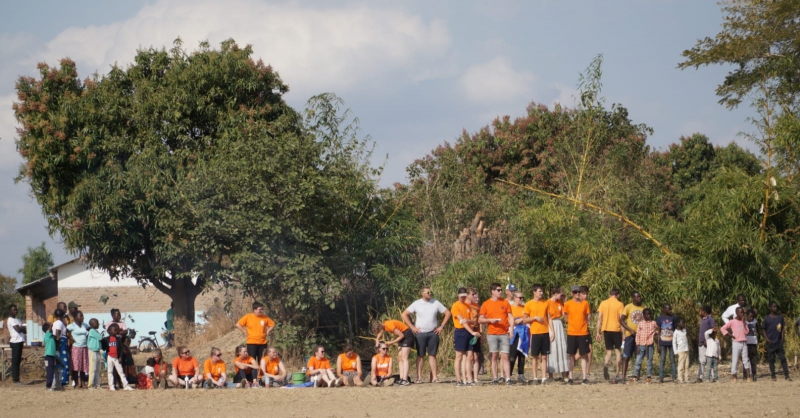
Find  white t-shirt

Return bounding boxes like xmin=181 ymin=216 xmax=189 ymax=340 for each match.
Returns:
xmin=52 ymin=319 xmax=67 ymax=339
xmin=7 ymin=317 xmax=25 ymax=343
xmin=405 ymin=299 xmax=447 ymax=333
xmin=722 ymin=303 xmax=745 ymax=324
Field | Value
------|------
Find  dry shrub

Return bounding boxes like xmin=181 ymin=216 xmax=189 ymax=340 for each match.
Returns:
xmin=170 ymin=288 xmax=251 ymax=355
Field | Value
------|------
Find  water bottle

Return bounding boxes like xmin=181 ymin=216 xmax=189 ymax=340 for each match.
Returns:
xmin=185 ymin=376 xmax=189 ymax=390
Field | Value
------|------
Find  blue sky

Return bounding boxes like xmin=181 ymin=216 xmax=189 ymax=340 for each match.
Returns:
xmin=0 ymin=0 xmax=753 ymax=282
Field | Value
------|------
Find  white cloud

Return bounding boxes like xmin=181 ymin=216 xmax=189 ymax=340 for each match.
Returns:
xmin=459 ymin=56 xmax=534 ymax=103
xmin=35 ymin=0 xmax=451 ymax=99
xmin=0 ymin=94 xmax=21 ymax=170
xmin=551 ymin=82 xmax=577 ymax=108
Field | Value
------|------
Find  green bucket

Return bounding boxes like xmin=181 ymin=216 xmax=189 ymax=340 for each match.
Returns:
xmin=292 ymin=372 xmax=306 ymax=385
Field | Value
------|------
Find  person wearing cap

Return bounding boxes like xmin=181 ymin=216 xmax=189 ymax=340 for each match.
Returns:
xmin=563 ymin=285 xmax=591 ymax=384
xmin=401 ymin=286 xmax=451 ymax=383
xmin=479 ymin=282 xmax=515 ymax=385
xmin=451 ymin=287 xmax=480 ymax=386
xmin=505 ymin=283 xmax=518 ymax=306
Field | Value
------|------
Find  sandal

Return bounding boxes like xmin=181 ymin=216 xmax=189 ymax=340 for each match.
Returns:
xmin=431 ymin=379 xmax=440 ymax=384
xmin=414 ymin=380 xmax=423 ymax=384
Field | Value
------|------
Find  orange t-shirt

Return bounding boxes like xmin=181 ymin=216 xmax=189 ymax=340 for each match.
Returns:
xmin=547 ymin=299 xmax=563 ymax=319
xmin=468 ymin=303 xmax=481 ymax=331
xmin=307 ymin=356 xmax=331 ymax=375
xmin=203 ymin=358 xmax=226 ymax=380
xmin=523 ymin=299 xmax=550 ymax=335
xmin=450 ymin=301 xmax=470 ymax=329
xmin=234 ymin=355 xmax=257 ymax=374
xmin=172 ymin=356 xmax=199 ymax=376
xmin=597 ymin=297 xmax=624 ymax=332
xmin=338 ymin=353 xmax=359 ymax=372
xmin=372 ymin=354 xmax=391 ymax=377
xmin=261 ymin=357 xmax=281 ymax=376
xmin=153 ymin=360 xmax=167 ymax=376
xmin=563 ymin=300 xmax=590 ymax=336
xmin=383 ymin=319 xmax=408 ymax=334
xmin=480 ymin=298 xmax=512 ymax=335
xmin=237 ymin=313 xmax=275 ymax=345
xmin=511 ymin=304 xmax=525 ymax=320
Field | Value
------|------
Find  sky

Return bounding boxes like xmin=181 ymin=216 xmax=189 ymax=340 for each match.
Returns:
xmin=0 ymin=0 xmax=754 ymax=283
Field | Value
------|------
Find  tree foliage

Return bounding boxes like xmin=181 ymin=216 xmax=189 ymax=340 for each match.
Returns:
xmin=0 ymin=273 xmax=24 ymax=321
xmin=18 ymin=242 xmax=54 ymax=284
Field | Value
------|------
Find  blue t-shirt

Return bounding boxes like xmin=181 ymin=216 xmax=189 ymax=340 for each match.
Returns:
xmin=67 ymin=322 xmax=90 ymax=347
xmin=656 ymin=315 xmax=675 ymax=346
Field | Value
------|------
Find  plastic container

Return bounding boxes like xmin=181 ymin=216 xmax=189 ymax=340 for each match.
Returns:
xmin=291 ymin=372 xmax=306 ymax=385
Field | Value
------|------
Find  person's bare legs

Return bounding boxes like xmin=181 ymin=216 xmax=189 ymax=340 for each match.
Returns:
xmin=416 ymin=355 xmax=424 ymax=382
xmin=580 ymin=354 xmax=589 ymax=380
xmin=501 ymin=353 xmax=511 ymax=380
xmin=614 ymin=348 xmax=621 ymax=379
xmin=454 ymin=351 xmax=463 ymax=383
xmin=398 ymin=347 xmax=411 ymax=382
xmin=429 ymin=355 xmax=438 ymax=382
xmin=490 ymin=352 xmax=499 ymax=380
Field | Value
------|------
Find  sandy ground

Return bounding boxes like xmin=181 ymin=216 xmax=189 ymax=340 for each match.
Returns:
xmin=2 ymin=373 xmax=798 ymax=418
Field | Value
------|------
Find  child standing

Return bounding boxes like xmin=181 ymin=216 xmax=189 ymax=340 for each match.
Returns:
xmin=632 ymin=308 xmax=658 ymax=383
xmin=745 ymin=309 xmax=760 ymax=382
xmin=43 ymin=322 xmax=63 ymax=391
xmin=761 ymin=301 xmax=793 ymax=381
xmin=704 ymin=327 xmax=720 ymax=382
xmin=86 ymin=318 xmax=103 ymax=389
xmin=720 ymin=307 xmax=751 ymax=382
xmin=672 ymin=317 xmax=689 ymax=383
xmin=102 ymin=323 xmax=134 ymax=391
xmin=655 ymin=303 xmax=677 ymax=383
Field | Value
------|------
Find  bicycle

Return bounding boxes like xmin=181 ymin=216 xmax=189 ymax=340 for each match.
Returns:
xmin=137 ymin=328 xmax=170 ymax=353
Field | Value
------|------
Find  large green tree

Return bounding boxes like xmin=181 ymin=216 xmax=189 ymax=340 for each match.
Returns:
xmin=0 ymin=273 xmax=24 ymax=320
xmin=18 ymin=242 xmax=54 ymax=284
xmin=12 ymin=39 xmax=332 ymax=321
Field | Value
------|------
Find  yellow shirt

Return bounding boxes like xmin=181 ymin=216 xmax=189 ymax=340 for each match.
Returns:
xmin=622 ymin=303 xmax=646 ymax=337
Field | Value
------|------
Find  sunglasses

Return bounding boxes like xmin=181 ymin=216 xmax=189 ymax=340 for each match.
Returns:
xmin=319 ymin=350 xmax=325 ymax=354
xmin=571 ymin=291 xmax=579 ymax=294
xmin=492 ymin=288 xmax=501 ymax=292
xmin=379 ymin=347 xmax=387 ymax=351
xmin=515 ymin=296 xmax=523 ymax=299
xmin=182 ymin=351 xmax=190 ymax=355
xmin=422 ymin=291 xmax=432 ymax=295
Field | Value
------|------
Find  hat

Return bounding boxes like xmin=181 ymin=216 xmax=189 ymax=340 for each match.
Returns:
xmin=68 ymin=301 xmax=80 ymax=309
xmin=457 ymin=287 xmax=468 ymax=297
xmin=569 ymin=285 xmax=581 ymax=293
xmin=505 ymin=284 xmax=517 ymax=292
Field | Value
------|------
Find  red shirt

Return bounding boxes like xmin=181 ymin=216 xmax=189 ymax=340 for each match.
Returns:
xmin=108 ymin=335 xmax=119 ymax=358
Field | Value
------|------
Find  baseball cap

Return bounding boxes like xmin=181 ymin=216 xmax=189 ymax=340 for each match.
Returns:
xmin=505 ymin=284 xmax=517 ymax=292
xmin=569 ymin=285 xmax=581 ymax=293
xmin=457 ymin=287 xmax=468 ymax=297
xmin=68 ymin=301 xmax=80 ymax=309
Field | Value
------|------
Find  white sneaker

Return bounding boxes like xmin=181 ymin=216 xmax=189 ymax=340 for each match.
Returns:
xmin=109 ymin=386 xmax=116 ymax=391
xmin=123 ymin=386 xmax=134 ymax=391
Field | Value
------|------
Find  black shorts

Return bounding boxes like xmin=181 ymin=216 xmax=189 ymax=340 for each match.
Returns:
xmin=567 ymin=335 xmax=591 ymax=356
xmin=622 ymin=335 xmax=637 ymax=358
xmin=530 ymin=333 xmax=551 ymax=356
xmin=472 ymin=336 xmax=482 ymax=353
xmin=604 ymin=331 xmax=623 ymax=350
xmin=399 ymin=329 xmax=416 ymax=348
xmin=416 ymin=332 xmax=440 ymax=356
xmin=454 ymin=328 xmax=471 ymax=352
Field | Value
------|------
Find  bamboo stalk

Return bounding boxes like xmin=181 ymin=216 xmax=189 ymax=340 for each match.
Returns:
xmin=778 ymin=253 xmax=797 ymax=277
xmin=496 ymin=178 xmax=672 ymax=256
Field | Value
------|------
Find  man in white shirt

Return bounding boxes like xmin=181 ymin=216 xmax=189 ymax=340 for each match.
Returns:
xmin=401 ymin=286 xmax=451 ymax=383
xmin=7 ymin=304 xmax=26 ymax=384
xmin=721 ymin=294 xmax=748 ymax=324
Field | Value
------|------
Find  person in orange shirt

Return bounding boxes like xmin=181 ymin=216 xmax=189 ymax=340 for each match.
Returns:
xmin=259 ymin=347 xmax=287 ymax=387
xmin=168 ymin=345 xmax=201 ymax=388
xmin=479 ymin=282 xmax=515 ymax=385
xmin=235 ymin=302 xmax=275 ymax=367
xmin=523 ymin=284 xmax=554 ymax=384
xmin=149 ymin=348 xmax=169 ymax=389
xmin=595 ymin=288 xmax=624 ymax=383
xmin=203 ymin=347 xmax=237 ymax=388
xmin=451 ymin=287 xmax=480 ymax=387
xmin=547 ymin=288 xmax=569 ymax=381
xmin=307 ymin=345 xmax=338 ymax=387
xmin=233 ymin=345 xmax=260 ymax=388
xmin=372 ymin=319 xmax=414 ymax=386
xmin=563 ymin=285 xmax=591 ymax=385
xmin=336 ymin=344 xmax=364 ymax=387
xmin=467 ymin=288 xmax=485 ymax=379
xmin=371 ymin=342 xmax=395 ymax=387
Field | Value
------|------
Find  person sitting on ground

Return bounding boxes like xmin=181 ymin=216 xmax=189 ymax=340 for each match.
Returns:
xmin=337 ymin=344 xmax=364 ymax=387
xmin=169 ymin=345 xmax=202 ymax=389
xmin=259 ymin=347 xmax=287 ymax=387
xmin=307 ymin=345 xmax=338 ymax=387
xmin=371 ymin=342 xmax=395 ymax=387
xmin=150 ymin=348 xmax=169 ymax=389
xmin=234 ymin=345 xmax=260 ymax=388
xmin=204 ymin=347 xmax=236 ymax=388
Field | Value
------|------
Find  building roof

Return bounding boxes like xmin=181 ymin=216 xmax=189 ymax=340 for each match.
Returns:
xmin=15 ymin=274 xmax=56 ymax=295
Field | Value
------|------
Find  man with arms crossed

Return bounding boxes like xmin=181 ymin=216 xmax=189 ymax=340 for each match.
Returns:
xmin=479 ymin=282 xmax=515 ymax=385
xmin=402 ymin=286 xmax=451 ymax=383
xmin=523 ymin=284 xmax=553 ymax=385
xmin=451 ymin=287 xmax=480 ymax=386
xmin=595 ymin=288 xmax=624 ymax=383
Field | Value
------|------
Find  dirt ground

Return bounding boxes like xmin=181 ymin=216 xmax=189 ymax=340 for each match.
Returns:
xmin=2 ymin=371 xmax=797 ymax=418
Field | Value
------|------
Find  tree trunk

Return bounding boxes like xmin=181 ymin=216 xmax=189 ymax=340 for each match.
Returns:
xmin=151 ymin=275 xmax=202 ymax=323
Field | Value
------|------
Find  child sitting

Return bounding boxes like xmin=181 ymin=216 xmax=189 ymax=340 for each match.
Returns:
xmin=138 ymin=358 xmax=156 ymax=389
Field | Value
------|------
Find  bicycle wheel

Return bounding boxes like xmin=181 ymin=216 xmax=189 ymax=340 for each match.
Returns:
xmin=138 ymin=339 xmax=156 ymax=353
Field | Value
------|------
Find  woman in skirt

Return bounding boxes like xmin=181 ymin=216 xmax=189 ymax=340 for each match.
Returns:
xmin=67 ymin=311 xmax=90 ymax=388
xmin=52 ymin=309 xmax=71 ymax=385
xmin=546 ymin=288 xmax=569 ymax=380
